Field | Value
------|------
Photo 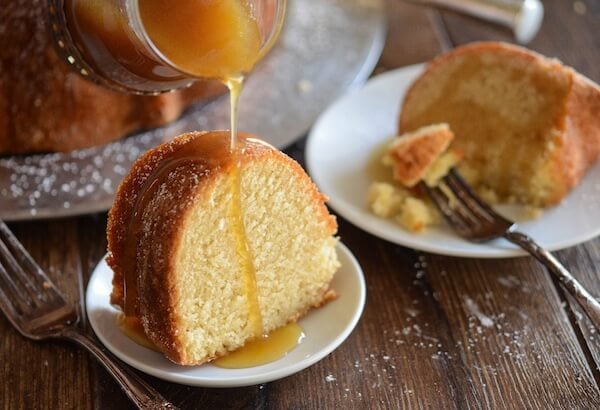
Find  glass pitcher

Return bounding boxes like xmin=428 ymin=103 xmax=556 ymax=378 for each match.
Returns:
xmin=47 ymin=0 xmax=286 ymax=94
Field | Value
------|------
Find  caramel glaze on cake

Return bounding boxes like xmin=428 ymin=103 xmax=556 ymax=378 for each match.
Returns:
xmin=399 ymin=42 xmax=600 ymax=207
xmin=0 ymin=0 xmax=225 ymax=155
xmin=107 ymin=131 xmax=339 ymax=364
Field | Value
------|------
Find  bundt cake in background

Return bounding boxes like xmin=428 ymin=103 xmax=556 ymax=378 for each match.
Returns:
xmin=0 ymin=0 xmax=224 ymax=155
xmin=107 ymin=131 xmax=340 ymax=365
xmin=400 ymin=42 xmax=600 ymax=207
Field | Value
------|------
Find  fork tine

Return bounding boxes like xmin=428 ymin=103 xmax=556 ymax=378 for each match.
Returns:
xmin=440 ymin=181 xmax=483 ymax=227
xmin=0 ymin=234 xmax=44 ymax=306
xmin=422 ymin=168 xmax=517 ymax=241
xmin=0 ymin=221 xmax=62 ymax=306
xmin=445 ymin=169 xmax=512 ymax=226
xmin=0 ymin=261 xmax=31 ymax=314
xmin=424 ymin=183 xmax=473 ymax=237
xmin=443 ymin=172 xmax=494 ymax=224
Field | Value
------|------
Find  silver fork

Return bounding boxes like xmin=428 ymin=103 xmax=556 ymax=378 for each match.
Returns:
xmin=0 ymin=219 xmax=177 ymax=410
xmin=422 ymin=168 xmax=600 ymax=330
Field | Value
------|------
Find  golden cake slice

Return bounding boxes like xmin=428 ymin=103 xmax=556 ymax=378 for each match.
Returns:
xmin=107 ymin=131 xmax=340 ymax=365
xmin=399 ymin=42 xmax=600 ymax=207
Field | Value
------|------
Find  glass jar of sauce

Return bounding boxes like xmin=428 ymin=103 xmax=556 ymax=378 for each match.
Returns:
xmin=47 ymin=0 xmax=285 ymax=94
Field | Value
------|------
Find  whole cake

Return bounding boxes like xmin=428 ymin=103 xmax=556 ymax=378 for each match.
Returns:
xmin=399 ymin=42 xmax=600 ymax=207
xmin=0 ymin=0 xmax=224 ymax=155
xmin=107 ymin=131 xmax=340 ymax=365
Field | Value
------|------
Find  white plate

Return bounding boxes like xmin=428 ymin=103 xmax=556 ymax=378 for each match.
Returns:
xmin=306 ymin=65 xmax=600 ymax=258
xmin=86 ymin=242 xmax=366 ymax=387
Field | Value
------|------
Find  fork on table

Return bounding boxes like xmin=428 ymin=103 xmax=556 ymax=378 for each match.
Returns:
xmin=0 ymin=219 xmax=177 ymax=410
xmin=423 ymin=168 xmax=600 ymax=330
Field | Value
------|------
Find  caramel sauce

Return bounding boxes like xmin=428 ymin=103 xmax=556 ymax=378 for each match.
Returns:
xmin=228 ymin=162 xmax=264 ymax=337
xmin=117 ymin=313 xmax=161 ymax=352
xmin=118 ymin=314 xmax=304 ymax=368
xmin=367 ymin=138 xmax=396 ymax=183
xmin=138 ymin=0 xmax=262 ymax=81
xmin=226 ymin=76 xmax=245 ymax=150
xmin=223 ymin=76 xmax=264 ymax=338
xmin=214 ymin=323 xmax=305 ymax=368
xmin=65 ymin=0 xmax=267 ymax=91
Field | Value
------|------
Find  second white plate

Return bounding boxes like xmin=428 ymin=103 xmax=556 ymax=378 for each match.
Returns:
xmin=306 ymin=65 xmax=600 ymax=258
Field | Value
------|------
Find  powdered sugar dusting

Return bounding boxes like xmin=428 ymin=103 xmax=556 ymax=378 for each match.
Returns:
xmin=317 ymin=278 xmax=569 ymax=404
xmin=463 ymin=296 xmax=494 ymax=328
xmin=0 ymin=131 xmax=158 ymax=219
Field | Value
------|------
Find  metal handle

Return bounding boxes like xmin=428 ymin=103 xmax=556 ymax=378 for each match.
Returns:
xmin=404 ymin=0 xmax=544 ymax=44
xmin=504 ymin=230 xmax=600 ymax=331
xmin=60 ymin=328 xmax=177 ymax=410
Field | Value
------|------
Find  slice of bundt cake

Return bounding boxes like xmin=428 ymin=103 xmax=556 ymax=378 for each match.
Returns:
xmin=399 ymin=42 xmax=600 ymax=207
xmin=107 ymin=131 xmax=339 ymax=365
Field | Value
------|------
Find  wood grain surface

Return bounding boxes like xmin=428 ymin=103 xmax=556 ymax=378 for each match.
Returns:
xmin=2 ymin=0 xmax=600 ymax=408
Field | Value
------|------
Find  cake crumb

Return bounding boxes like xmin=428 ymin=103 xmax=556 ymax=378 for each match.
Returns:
xmin=524 ymin=206 xmax=542 ymax=220
xmin=367 ymin=182 xmax=406 ymax=218
xmin=396 ymin=197 xmax=435 ymax=233
xmin=573 ymin=1 xmax=587 ymax=14
xmin=325 ymin=374 xmax=337 ymax=382
xmin=297 ymin=79 xmax=313 ymax=94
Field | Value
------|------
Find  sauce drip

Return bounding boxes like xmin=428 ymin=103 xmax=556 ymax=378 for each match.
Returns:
xmin=116 ymin=313 xmax=160 ymax=352
xmin=226 ymin=76 xmax=244 ymax=150
xmin=214 ymin=323 xmax=305 ymax=369
xmin=228 ymin=162 xmax=264 ymax=338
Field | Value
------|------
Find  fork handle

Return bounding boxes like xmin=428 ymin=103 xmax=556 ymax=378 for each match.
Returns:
xmin=60 ymin=328 xmax=177 ymax=410
xmin=504 ymin=230 xmax=600 ymax=331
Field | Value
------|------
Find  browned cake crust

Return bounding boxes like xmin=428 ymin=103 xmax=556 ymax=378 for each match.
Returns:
xmin=0 ymin=1 xmax=225 ymax=155
xmin=399 ymin=42 xmax=600 ymax=206
xmin=107 ymin=131 xmax=337 ymax=363
xmin=548 ymin=73 xmax=600 ymax=203
xmin=387 ymin=124 xmax=454 ymax=187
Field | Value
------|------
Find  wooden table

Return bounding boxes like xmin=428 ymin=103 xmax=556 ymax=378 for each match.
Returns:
xmin=3 ymin=0 xmax=600 ymax=408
